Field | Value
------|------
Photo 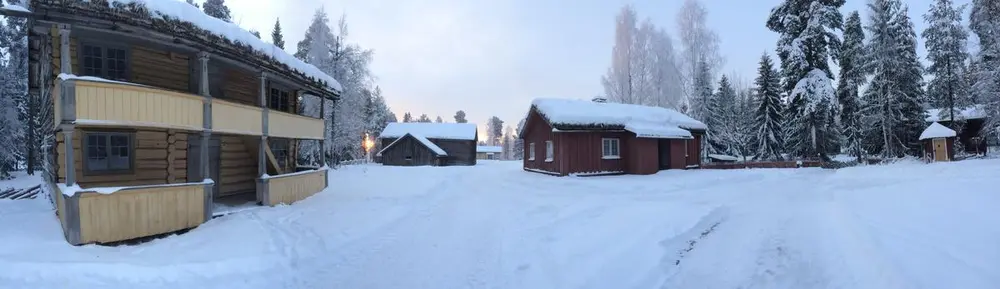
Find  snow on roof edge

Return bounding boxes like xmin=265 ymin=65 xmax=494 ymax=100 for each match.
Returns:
xmin=379 ymin=122 xmax=478 ymax=141
xmin=1 ymin=3 xmax=30 ymax=13
xmin=530 ymin=98 xmax=707 ymax=131
xmin=919 ymin=122 xmax=957 ymax=140
xmin=375 ymin=133 xmax=447 ymax=156
xmin=101 ymin=0 xmax=341 ymax=94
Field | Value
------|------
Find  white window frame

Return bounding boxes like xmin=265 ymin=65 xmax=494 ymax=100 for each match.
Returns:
xmin=545 ymin=141 xmax=554 ymax=162
xmin=529 ymin=143 xmax=536 ymax=161
xmin=602 ymin=138 xmax=620 ymax=159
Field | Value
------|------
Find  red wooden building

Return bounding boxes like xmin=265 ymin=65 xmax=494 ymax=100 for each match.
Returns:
xmin=520 ymin=98 xmax=707 ymax=176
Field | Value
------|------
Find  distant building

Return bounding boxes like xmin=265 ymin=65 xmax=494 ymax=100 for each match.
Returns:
xmin=926 ymin=105 xmax=989 ymax=154
xmin=519 ymin=98 xmax=707 ymax=176
xmin=377 ymin=123 xmax=478 ymax=166
xmin=476 ymin=146 xmax=503 ymax=160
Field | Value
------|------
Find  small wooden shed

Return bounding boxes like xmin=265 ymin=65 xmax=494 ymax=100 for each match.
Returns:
xmin=376 ymin=123 xmax=478 ymax=166
xmin=919 ymin=122 xmax=957 ymax=162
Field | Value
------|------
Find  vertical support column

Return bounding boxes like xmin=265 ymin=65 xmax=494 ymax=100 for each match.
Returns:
xmin=319 ymin=96 xmax=326 ymax=168
xmin=257 ymin=72 xmax=270 ymax=205
xmin=197 ymin=52 xmax=213 ymax=221
xmin=59 ymin=25 xmax=71 ymax=74
xmin=62 ymin=130 xmax=75 ymax=186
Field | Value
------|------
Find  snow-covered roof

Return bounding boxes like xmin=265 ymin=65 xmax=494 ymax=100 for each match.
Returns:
xmin=33 ymin=0 xmax=341 ymax=95
xmin=919 ymin=122 xmax=957 ymax=140
xmin=376 ymin=133 xmax=447 ymax=157
xmin=0 ymin=3 xmax=30 ymax=14
xmin=925 ymin=105 xmax=987 ymax=122
xmin=477 ymin=146 xmax=503 ymax=153
xmin=379 ymin=123 xmax=478 ymax=141
xmin=530 ymin=98 xmax=707 ymax=132
xmin=624 ymin=121 xmax=692 ymax=139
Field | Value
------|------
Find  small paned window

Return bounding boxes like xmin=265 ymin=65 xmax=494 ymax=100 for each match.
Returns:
xmin=85 ymin=132 xmax=133 ymax=174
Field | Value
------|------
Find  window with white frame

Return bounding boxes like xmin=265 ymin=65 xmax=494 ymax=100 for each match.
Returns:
xmin=602 ymin=138 xmax=620 ymax=159
xmin=529 ymin=143 xmax=536 ymax=160
xmin=545 ymin=141 xmax=553 ymax=162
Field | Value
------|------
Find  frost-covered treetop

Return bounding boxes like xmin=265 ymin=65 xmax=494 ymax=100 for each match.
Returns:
xmin=919 ymin=122 xmax=957 ymax=140
xmin=35 ymin=0 xmax=342 ymax=95
xmin=531 ymin=98 xmax=707 ymax=131
xmin=379 ymin=123 xmax=479 ymax=141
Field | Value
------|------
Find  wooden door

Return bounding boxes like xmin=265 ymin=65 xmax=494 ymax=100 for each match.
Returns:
xmin=657 ymin=140 xmax=670 ymax=170
xmin=933 ymin=138 xmax=948 ymax=162
xmin=188 ymin=135 xmax=221 ymax=196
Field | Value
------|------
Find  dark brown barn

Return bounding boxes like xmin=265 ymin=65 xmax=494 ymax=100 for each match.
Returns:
xmin=920 ymin=122 xmax=957 ymax=162
xmin=926 ymin=105 xmax=990 ymax=155
xmin=519 ymin=98 xmax=707 ymax=176
xmin=376 ymin=123 xmax=478 ymax=166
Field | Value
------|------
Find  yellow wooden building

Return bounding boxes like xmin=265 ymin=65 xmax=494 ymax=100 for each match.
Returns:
xmin=4 ymin=0 xmax=337 ymax=245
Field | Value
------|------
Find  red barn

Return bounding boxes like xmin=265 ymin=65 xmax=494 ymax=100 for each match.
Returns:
xmin=519 ymin=98 xmax=707 ymax=176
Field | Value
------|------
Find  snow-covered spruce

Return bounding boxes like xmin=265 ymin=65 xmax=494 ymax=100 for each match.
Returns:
xmin=838 ymin=11 xmax=866 ymax=162
xmin=753 ymin=53 xmax=784 ymax=161
xmin=767 ymin=0 xmax=844 ymax=160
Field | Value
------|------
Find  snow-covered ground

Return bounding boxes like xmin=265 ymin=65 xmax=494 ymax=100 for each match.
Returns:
xmin=1 ymin=159 xmax=998 ymax=288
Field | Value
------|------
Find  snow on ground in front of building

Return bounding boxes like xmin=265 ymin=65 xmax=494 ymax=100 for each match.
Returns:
xmin=0 ymin=171 xmax=42 ymax=190
xmin=1 ymin=160 xmax=999 ymax=288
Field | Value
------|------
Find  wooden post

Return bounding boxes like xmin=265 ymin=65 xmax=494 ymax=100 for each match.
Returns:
xmin=62 ymin=130 xmax=75 ymax=186
xmin=198 ymin=52 xmax=212 ymax=220
xmin=59 ymin=25 xmax=70 ymax=74
xmin=319 ymin=96 xmax=326 ymax=168
xmin=257 ymin=72 xmax=269 ymax=205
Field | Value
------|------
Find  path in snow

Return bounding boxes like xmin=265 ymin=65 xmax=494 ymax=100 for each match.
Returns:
xmin=0 ymin=160 xmax=998 ymax=289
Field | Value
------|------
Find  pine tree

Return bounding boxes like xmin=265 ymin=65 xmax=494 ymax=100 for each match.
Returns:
xmin=707 ymin=75 xmax=735 ymax=154
xmin=688 ymin=57 xmax=714 ymax=122
xmin=838 ymin=11 xmax=866 ymax=161
xmin=454 ymin=110 xmax=467 ymax=123
xmin=862 ymin=0 xmax=927 ymax=158
xmin=767 ymin=0 xmax=844 ymax=160
xmin=435 ymin=116 xmax=443 ymax=123
xmin=201 ymin=0 xmax=231 ymax=22
xmin=754 ymin=53 xmax=784 ymax=160
xmin=513 ymin=118 xmax=525 ymax=160
xmin=970 ymin=0 xmax=1000 ymax=143
xmin=923 ymin=0 xmax=971 ymax=124
xmin=249 ymin=29 xmax=261 ymax=39
xmin=403 ymin=112 xmax=412 ymax=122
xmin=417 ymin=114 xmax=431 ymax=123
xmin=186 ymin=0 xmax=199 ymax=8
xmin=272 ymin=19 xmax=285 ymax=49
xmin=487 ymin=117 xmax=505 ymax=146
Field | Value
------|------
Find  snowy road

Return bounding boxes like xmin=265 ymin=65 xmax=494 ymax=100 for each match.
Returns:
xmin=1 ymin=159 xmax=998 ymax=289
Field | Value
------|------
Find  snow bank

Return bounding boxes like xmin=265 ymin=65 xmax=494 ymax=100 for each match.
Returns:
xmin=531 ymin=98 xmax=707 ymax=131
xmin=624 ymin=121 xmax=692 ymax=139
xmin=708 ymin=154 xmax=739 ymax=161
xmin=58 ymin=73 xmax=149 ymax=87
xmin=378 ymin=122 xmax=477 ymax=140
xmin=926 ymin=105 xmax=988 ymax=122
xmin=260 ymin=168 xmax=326 ymax=180
xmin=103 ymin=0 xmax=341 ymax=93
xmin=58 ymin=180 xmax=212 ymax=197
xmin=476 ymin=146 xmax=503 ymax=153
xmin=919 ymin=122 xmax=957 ymax=140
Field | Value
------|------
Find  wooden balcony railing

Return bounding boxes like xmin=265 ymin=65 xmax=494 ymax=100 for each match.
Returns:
xmin=55 ymin=78 xmax=325 ymax=140
xmin=53 ymin=182 xmax=209 ymax=245
xmin=264 ymin=169 xmax=327 ymax=206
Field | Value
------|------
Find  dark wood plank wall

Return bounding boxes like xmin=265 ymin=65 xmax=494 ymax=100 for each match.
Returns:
xmin=430 ymin=139 xmax=476 ymax=166
xmin=222 ymin=67 xmax=260 ymax=106
xmin=687 ymin=134 xmax=703 ymax=167
xmin=131 ymin=45 xmax=190 ymax=92
xmin=218 ymin=135 xmax=257 ymax=196
xmin=669 ymin=139 xmax=687 ymax=169
xmin=380 ymin=135 xmax=439 ymax=166
xmin=559 ymin=132 xmax=628 ymax=175
xmin=56 ymin=128 xmax=188 ymax=188
xmin=626 ymin=137 xmax=657 ymax=174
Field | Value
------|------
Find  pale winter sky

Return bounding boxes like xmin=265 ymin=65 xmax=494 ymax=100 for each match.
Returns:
xmin=226 ymin=0 xmax=967 ymax=135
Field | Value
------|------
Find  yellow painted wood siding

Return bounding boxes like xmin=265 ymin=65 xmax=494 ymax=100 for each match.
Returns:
xmin=52 ymin=184 xmax=67 ymax=233
xmin=73 ymin=81 xmax=203 ymax=130
xmin=212 ymin=100 xmax=262 ymax=135
xmin=267 ymin=170 xmax=327 ymax=206
xmin=76 ymin=184 xmax=206 ymax=244
xmin=269 ymin=111 xmax=324 ymax=140
xmin=57 ymin=129 xmax=189 ymax=188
